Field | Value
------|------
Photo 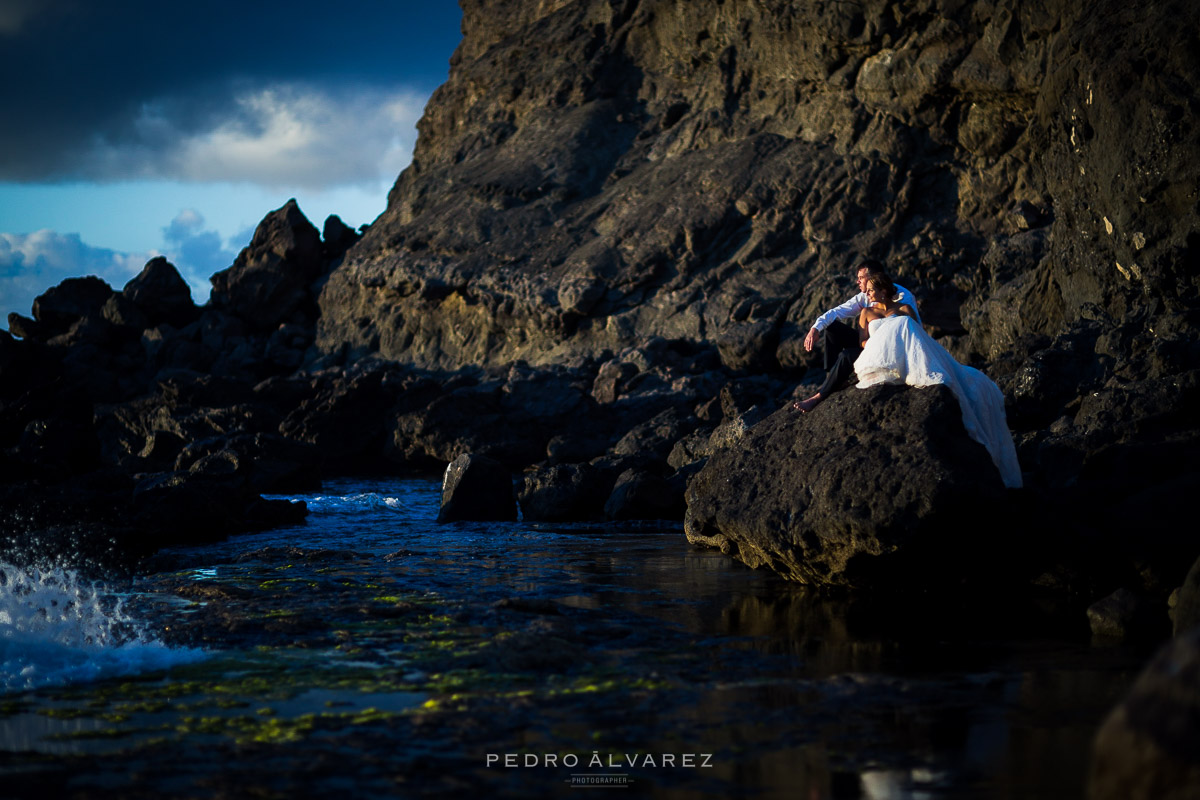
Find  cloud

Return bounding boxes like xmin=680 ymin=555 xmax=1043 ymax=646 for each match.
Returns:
xmin=0 ymin=1 xmax=461 ymax=185
xmin=161 ymin=209 xmax=237 ymax=295
xmin=34 ymin=82 xmax=430 ymax=191
xmin=79 ymin=83 xmax=426 ymax=190
xmin=0 ymin=231 xmax=155 ymax=321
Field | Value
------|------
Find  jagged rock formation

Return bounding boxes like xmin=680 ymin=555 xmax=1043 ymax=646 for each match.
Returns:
xmin=318 ymin=0 xmax=1194 ymax=371
xmin=311 ymin=0 xmax=1199 ymax=584
xmin=3 ymin=1 xmax=1199 ymax=596
xmin=0 ymin=201 xmax=362 ymax=561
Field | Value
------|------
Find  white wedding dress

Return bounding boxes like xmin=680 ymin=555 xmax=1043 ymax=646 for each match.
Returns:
xmin=854 ymin=315 xmax=1023 ymax=489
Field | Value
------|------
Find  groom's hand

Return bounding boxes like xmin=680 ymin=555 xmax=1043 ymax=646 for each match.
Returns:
xmin=803 ymin=327 xmax=819 ymax=352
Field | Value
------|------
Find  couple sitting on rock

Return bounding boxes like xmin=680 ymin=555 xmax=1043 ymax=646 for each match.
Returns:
xmin=793 ymin=261 xmax=1023 ymax=489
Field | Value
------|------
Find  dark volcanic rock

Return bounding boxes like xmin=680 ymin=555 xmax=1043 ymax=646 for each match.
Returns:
xmin=518 ymin=462 xmax=610 ymax=522
xmin=321 ymin=214 xmax=360 ymax=262
xmin=684 ymin=385 xmax=1012 ymax=588
xmin=278 ymin=367 xmax=392 ymax=472
xmin=390 ymin=363 xmax=594 ymax=470
xmin=1088 ymin=628 xmax=1200 ymax=800
xmin=1086 ymin=588 xmax=1158 ymax=642
xmin=1176 ymin=556 xmax=1200 ymax=637
xmin=437 ymin=453 xmax=516 ymax=523
xmin=301 ymin=0 xmax=1200 ymax=582
xmin=604 ymin=467 xmax=685 ymax=521
xmin=123 ymin=257 xmax=199 ymax=328
xmin=30 ymin=276 xmax=114 ymax=333
xmin=210 ymin=199 xmax=325 ymax=330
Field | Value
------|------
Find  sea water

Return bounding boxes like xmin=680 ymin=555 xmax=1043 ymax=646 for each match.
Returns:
xmin=0 ymin=478 xmax=1149 ymax=799
xmin=0 ymin=562 xmax=204 ymax=693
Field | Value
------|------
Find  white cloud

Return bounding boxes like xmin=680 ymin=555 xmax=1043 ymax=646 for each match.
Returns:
xmin=86 ymin=82 xmax=425 ymax=191
xmin=0 ymin=230 xmax=155 ymax=322
xmin=160 ymin=208 xmax=235 ymax=295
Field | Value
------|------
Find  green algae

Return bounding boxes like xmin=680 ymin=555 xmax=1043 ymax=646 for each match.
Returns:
xmin=0 ymin=700 xmax=30 ymax=718
xmin=173 ymin=706 xmax=407 ymax=745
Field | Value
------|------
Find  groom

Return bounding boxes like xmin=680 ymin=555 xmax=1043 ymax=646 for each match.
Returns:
xmin=792 ymin=261 xmax=920 ymax=412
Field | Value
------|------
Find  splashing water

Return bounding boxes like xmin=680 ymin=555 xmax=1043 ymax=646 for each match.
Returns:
xmin=0 ymin=562 xmax=204 ymax=694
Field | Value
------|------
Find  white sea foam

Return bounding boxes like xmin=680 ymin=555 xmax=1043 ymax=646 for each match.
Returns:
xmin=0 ymin=562 xmax=205 ymax=694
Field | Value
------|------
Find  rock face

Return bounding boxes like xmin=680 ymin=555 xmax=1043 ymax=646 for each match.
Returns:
xmin=1088 ymin=629 xmax=1200 ymax=800
xmin=301 ymin=0 xmax=1200 ymax=587
xmin=684 ymin=384 xmax=1010 ymax=587
xmin=0 ymin=201 xmax=362 ymax=562
xmin=1176 ymin=556 xmax=1200 ymax=637
xmin=4 ymin=0 xmax=1200 ymax=593
xmin=437 ymin=453 xmax=517 ymax=522
xmin=210 ymin=199 xmax=326 ymax=331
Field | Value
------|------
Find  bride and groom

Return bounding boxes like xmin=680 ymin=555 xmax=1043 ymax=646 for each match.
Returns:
xmin=793 ymin=262 xmax=1022 ymax=489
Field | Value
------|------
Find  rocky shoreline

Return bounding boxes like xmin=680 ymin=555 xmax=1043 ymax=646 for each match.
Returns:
xmin=3 ymin=0 xmax=1200 ymax=794
xmin=2 ymin=0 xmax=1197 ymax=604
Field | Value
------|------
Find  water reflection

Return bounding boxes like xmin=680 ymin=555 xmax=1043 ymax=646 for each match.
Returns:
xmin=0 ymin=478 xmax=1149 ymax=799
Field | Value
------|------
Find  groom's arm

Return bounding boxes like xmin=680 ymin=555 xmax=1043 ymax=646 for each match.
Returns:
xmin=804 ymin=293 xmax=867 ymax=351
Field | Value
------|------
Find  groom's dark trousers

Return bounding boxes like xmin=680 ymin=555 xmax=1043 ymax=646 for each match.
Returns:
xmin=815 ymin=320 xmax=860 ymax=396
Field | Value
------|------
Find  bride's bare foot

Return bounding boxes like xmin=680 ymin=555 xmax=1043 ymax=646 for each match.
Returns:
xmin=792 ymin=394 xmax=822 ymax=413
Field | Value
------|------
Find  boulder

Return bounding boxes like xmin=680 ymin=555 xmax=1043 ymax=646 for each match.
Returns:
xmin=518 ymin=463 xmax=610 ymax=521
xmin=610 ymin=406 xmax=697 ymax=462
xmin=1088 ymin=628 xmax=1200 ymax=800
xmin=130 ymin=469 xmax=306 ymax=543
xmin=1086 ymin=588 xmax=1149 ymax=641
xmin=604 ymin=467 xmax=685 ymax=521
xmin=123 ymin=257 xmax=199 ymax=328
xmin=684 ymin=384 xmax=1013 ymax=588
xmin=278 ymin=368 xmax=391 ymax=472
xmin=1175 ymin=556 xmax=1200 ymax=637
xmin=209 ymin=199 xmax=324 ymax=330
xmin=390 ymin=364 xmax=594 ymax=470
xmin=437 ymin=453 xmax=516 ymax=522
xmin=31 ymin=276 xmax=114 ymax=332
xmin=322 ymin=214 xmax=360 ymax=262
xmin=6 ymin=313 xmax=52 ymax=342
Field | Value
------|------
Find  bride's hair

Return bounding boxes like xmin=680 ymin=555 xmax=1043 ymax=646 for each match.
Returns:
xmin=865 ymin=271 xmax=898 ymax=302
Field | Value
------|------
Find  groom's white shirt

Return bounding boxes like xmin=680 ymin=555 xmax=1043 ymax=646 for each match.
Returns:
xmin=812 ymin=283 xmax=921 ymax=330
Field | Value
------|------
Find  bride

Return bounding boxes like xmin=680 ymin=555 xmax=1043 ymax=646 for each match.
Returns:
xmin=855 ymin=273 xmax=1023 ymax=489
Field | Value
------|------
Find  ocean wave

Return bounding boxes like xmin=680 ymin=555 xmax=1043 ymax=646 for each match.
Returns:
xmin=0 ymin=562 xmax=205 ymax=694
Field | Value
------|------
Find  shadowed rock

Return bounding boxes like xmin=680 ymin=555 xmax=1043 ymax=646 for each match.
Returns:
xmin=123 ymin=257 xmax=199 ymax=328
xmin=605 ymin=467 xmax=685 ymax=521
xmin=1088 ymin=628 xmax=1200 ymax=800
xmin=518 ymin=463 xmax=610 ymax=521
xmin=437 ymin=453 xmax=516 ymax=522
xmin=31 ymin=276 xmax=114 ymax=332
xmin=684 ymin=384 xmax=1013 ymax=588
xmin=1175 ymin=556 xmax=1200 ymax=637
xmin=210 ymin=199 xmax=324 ymax=330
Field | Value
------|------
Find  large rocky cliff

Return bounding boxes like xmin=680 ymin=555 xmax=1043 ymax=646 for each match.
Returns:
xmin=3 ymin=0 xmax=1198 ymax=586
xmin=310 ymin=0 xmax=1200 ymax=579
xmin=319 ymin=0 xmax=1197 ymax=372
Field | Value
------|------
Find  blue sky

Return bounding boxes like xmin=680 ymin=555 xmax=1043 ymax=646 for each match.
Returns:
xmin=0 ymin=0 xmax=463 ymax=325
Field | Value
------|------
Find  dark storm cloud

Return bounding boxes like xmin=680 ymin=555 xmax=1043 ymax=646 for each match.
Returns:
xmin=0 ymin=0 xmax=462 ymax=183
